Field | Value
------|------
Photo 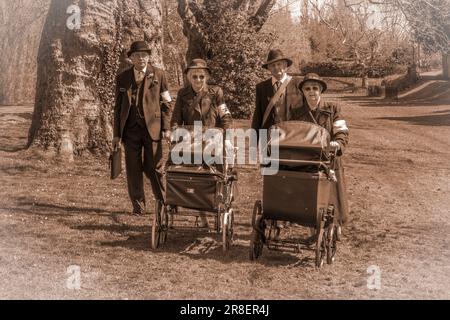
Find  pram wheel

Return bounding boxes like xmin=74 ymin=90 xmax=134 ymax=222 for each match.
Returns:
xmin=222 ymin=209 xmax=234 ymax=252
xmin=251 ymin=200 xmax=262 ymax=229
xmin=315 ymin=225 xmax=326 ymax=268
xmin=326 ymin=224 xmax=337 ymax=264
xmin=250 ymin=201 xmax=264 ymax=261
xmin=249 ymin=216 xmax=264 ymax=260
xmin=151 ymin=201 xmax=168 ymax=249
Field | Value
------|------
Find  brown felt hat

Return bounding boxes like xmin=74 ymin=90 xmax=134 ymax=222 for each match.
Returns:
xmin=262 ymin=49 xmax=293 ymax=69
xmin=127 ymin=41 xmax=152 ymax=57
xmin=298 ymin=73 xmax=328 ymax=93
xmin=184 ymin=58 xmax=210 ymax=73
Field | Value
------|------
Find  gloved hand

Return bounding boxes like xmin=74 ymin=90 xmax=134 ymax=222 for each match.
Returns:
xmin=330 ymin=141 xmax=340 ymax=150
xmin=112 ymin=137 xmax=121 ymax=151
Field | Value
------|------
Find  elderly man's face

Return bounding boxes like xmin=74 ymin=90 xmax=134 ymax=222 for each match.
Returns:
xmin=130 ymin=51 xmax=150 ymax=71
xmin=301 ymin=80 xmax=323 ymax=108
xmin=187 ymin=69 xmax=209 ymax=93
xmin=267 ymin=60 xmax=288 ymax=80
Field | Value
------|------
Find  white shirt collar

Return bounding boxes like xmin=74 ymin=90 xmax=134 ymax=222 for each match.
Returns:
xmin=271 ymin=73 xmax=288 ymax=85
xmin=134 ymin=65 xmax=147 ymax=78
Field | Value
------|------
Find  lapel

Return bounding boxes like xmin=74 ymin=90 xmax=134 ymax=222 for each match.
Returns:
xmin=263 ymin=79 xmax=273 ymax=110
xmin=191 ymin=85 xmax=207 ymax=115
xmin=143 ymin=64 xmax=155 ymax=103
xmin=125 ymin=68 xmax=134 ymax=106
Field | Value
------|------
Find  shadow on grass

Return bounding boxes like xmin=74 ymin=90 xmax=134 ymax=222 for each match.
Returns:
xmin=14 ymin=199 xmax=128 ymax=216
xmin=99 ymin=225 xmax=315 ymax=267
xmin=376 ymin=109 xmax=450 ymax=126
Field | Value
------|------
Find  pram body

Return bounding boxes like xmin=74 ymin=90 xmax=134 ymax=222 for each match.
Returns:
xmin=250 ymin=121 xmax=338 ymax=267
xmin=151 ymin=126 xmax=237 ymax=252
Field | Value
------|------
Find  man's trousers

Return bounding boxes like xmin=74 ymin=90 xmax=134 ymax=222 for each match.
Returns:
xmin=122 ymin=124 xmax=165 ymax=213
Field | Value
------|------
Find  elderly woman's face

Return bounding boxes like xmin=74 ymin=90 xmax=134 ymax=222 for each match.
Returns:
xmin=301 ymin=80 xmax=323 ymax=108
xmin=187 ymin=69 xmax=209 ymax=93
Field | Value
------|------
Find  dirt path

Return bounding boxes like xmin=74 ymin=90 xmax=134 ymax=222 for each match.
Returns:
xmin=1 ymin=89 xmax=449 ymax=299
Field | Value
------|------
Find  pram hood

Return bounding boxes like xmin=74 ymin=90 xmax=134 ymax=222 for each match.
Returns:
xmin=269 ymin=121 xmax=331 ymax=151
xmin=266 ymin=121 xmax=332 ymax=163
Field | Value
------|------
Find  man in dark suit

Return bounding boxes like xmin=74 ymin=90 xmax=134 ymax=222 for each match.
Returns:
xmin=251 ymin=49 xmax=303 ymax=142
xmin=112 ymin=41 xmax=172 ymax=215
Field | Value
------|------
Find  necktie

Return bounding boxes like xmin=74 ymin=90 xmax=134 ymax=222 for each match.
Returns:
xmin=274 ymin=81 xmax=281 ymax=93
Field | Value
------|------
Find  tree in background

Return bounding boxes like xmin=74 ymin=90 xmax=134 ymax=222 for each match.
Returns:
xmin=177 ymin=0 xmax=276 ymax=118
xmin=307 ymin=0 xmax=404 ymax=87
xmin=29 ymin=0 xmax=165 ymax=160
xmin=371 ymin=0 xmax=450 ymax=78
xmin=162 ymin=0 xmax=187 ymax=88
xmin=261 ymin=1 xmax=312 ymax=69
xmin=0 ymin=0 xmax=50 ymax=105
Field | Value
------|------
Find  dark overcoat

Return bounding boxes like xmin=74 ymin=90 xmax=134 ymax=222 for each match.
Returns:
xmin=171 ymin=84 xmax=232 ymax=129
xmin=291 ymin=99 xmax=350 ymax=224
xmin=113 ymin=64 xmax=172 ymax=141
xmin=251 ymin=76 xmax=304 ymax=141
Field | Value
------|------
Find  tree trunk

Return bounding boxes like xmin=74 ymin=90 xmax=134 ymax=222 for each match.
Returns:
xmin=361 ymin=74 xmax=368 ymax=89
xmin=28 ymin=0 xmax=164 ymax=160
xmin=443 ymin=52 xmax=450 ymax=80
xmin=0 ymin=0 xmax=51 ymax=105
xmin=178 ymin=0 xmax=275 ymax=62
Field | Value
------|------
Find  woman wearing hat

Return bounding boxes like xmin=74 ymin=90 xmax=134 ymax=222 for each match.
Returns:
xmin=170 ymin=58 xmax=233 ymax=227
xmin=296 ymin=73 xmax=350 ymax=233
xmin=171 ymin=58 xmax=232 ymax=130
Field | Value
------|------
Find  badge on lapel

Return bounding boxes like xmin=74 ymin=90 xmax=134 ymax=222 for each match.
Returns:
xmin=146 ymin=73 xmax=159 ymax=88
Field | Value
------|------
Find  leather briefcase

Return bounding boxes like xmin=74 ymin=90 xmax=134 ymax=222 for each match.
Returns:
xmin=109 ymin=148 xmax=122 ymax=179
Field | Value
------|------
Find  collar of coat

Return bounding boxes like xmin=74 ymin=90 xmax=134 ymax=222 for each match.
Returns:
xmin=297 ymin=99 xmax=332 ymax=117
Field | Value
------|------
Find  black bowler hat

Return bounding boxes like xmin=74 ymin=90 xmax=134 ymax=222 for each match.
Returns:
xmin=298 ymin=73 xmax=328 ymax=93
xmin=262 ymin=49 xmax=293 ymax=69
xmin=184 ymin=58 xmax=210 ymax=73
xmin=127 ymin=41 xmax=152 ymax=57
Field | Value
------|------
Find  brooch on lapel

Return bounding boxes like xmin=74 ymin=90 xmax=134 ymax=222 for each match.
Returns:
xmin=147 ymin=73 xmax=159 ymax=87
xmin=119 ymin=87 xmax=126 ymax=92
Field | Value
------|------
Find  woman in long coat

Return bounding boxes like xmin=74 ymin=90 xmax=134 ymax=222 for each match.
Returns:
xmin=170 ymin=58 xmax=233 ymax=227
xmin=294 ymin=73 xmax=350 ymax=231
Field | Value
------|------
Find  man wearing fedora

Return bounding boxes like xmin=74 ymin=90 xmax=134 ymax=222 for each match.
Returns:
xmin=251 ymin=49 xmax=304 ymax=142
xmin=112 ymin=41 xmax=173 ymax=215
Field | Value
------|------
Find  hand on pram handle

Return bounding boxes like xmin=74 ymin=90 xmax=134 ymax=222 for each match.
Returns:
xmin=330 ymin=141 xmax=340 ymax=151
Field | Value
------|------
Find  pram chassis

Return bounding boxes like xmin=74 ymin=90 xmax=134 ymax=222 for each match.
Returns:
xmin=151 ymin=131 xmax=237 ymax=252
xmin=249 ymin=123 xmax=339 ymax=268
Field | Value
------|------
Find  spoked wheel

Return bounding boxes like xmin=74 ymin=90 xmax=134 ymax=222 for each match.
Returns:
xmin=151 ymin=201 xmax=168 ymax=249
xmin=250 ymin=216 xmax=265 ymax=261
xmin=315 ymin=224 xmax=326 ymax=268
xmin=326 ymin=223 xmax=337 ymax=264
xmin=222 ymin=209 xmax=234 ymax=252
xmin=251 ymin=200 xmax=262 ymax=228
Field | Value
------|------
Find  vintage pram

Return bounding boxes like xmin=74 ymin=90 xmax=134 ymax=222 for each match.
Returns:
xmin=249 ymin=120 xmax=339 ymax=268
xmin=151 ymin=126 xmax=237 ymax=252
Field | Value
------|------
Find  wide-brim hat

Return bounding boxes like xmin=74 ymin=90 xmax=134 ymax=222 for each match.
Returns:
xmin=184 ymin=58 xmax=210 ymax=73
xmin=127 ymin=41 xmax=152 ymax=57
xmin=298 ymin=73 xmax=328 ymax=93
xmin=262 ymin=49 xmax=293 ymax=69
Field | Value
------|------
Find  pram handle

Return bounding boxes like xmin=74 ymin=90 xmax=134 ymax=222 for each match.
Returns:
xmin=263 ymin=158 xmax=330 ymax=166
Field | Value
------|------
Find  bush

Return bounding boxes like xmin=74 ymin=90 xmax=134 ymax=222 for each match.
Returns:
xmin=300 ymin=60 xmax=406 ymax=78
